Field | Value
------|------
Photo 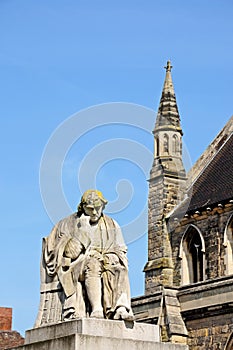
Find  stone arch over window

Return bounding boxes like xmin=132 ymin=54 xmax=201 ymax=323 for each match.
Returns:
xmin=172 ymin=134 xmax=179 ymax=154
xmin=179 ymin=225 xmax=205 ymax=285
xmin=223 ymin=214 xmax=233 ymax=275
xmin=224 ymin=332 xmax=233 ymax=350
xmin=163 ymin=133 xmax=169 ymax=154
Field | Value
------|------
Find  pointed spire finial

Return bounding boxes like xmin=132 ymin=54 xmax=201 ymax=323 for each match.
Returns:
xmin=162 ymin=60 xmax=174 ymax=95
xmin=164 ymin=60 xmax=173 ymax=73
xmin=153 ymin=60 xmax=182 ymax=134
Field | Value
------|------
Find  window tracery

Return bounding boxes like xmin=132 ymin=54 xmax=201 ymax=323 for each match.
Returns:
xmin=223 ymin=215 xmax=233 ymax=275
xmin=179 ymin=225 xmax=205 ymax=285
xmin=172 ymin=134 xmax=179 ymax=154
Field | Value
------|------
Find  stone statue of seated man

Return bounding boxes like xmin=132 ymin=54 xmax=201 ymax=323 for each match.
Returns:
xmin=35 ymin=190 xmax=134 ymax=327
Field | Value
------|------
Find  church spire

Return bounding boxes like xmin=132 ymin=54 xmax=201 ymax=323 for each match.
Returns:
xmin=144 ymin=61 xmax=187 ymax=292
xmin=154 ymin=60 xmax=182 ymax=134
xmin=151 ymin=61 xmax=186 ymax=176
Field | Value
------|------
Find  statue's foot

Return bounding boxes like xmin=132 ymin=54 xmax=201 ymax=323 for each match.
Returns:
xmin=90 ymin=309 xmax=104 ymax=318
xmin=113 ymin=307 xmax=135 ymax=321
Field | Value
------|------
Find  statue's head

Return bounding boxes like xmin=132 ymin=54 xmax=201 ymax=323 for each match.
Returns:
xmin=77 ymin=189 xmax=108 ymax=223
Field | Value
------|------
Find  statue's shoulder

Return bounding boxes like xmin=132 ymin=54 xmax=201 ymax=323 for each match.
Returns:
xmin=54 ymin=212 xmax=78 ymax=231
xmin=46 ymin=213 xmax=78 ymax=241
xmin=102 ymin=214 xmax=120 ymax=229
xmin=59 ymin=212 xmax=77 ymax=223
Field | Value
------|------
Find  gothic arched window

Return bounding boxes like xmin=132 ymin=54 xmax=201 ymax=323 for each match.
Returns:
xmin=225 ymin=332 xmax=233 ymax=350
xmin=172 ymin=134 xmax=179 ymax=154
xmin=223 ymin=215 xmax=233 ymax=275
xmin=155 ymin=136 xmax=159 ymax=157
xmin=163 ymin=134 xmax=169 ymax=154
xmin=179 ymin=225 xmax=205 ymax=285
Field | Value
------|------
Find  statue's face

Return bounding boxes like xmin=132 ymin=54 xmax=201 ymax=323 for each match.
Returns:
xmin=83 ymin=192 xmax=104 ymax=223
xmin=83 ymin=204 xmax=103 ymax=223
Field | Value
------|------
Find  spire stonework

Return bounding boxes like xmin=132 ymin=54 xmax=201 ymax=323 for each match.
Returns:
xmin=144 ymin=61 xmax=187 ymax=293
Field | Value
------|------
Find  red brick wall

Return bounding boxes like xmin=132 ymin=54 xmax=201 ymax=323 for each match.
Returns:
xmin=0 ymin=308 xmax=24 ymax=349
xmin=0 ymin=308 xmax=12 ymax=331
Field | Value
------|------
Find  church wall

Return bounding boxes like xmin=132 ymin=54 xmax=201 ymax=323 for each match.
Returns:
xmin=171 ymin=204 xmax=233 ymax=287
xmin=184 ymin=310 xmax=233 ymax=350
xmin=170 ymin=204 xmax=233 ymax=348
xmin=178 ymin=275 xmax=233 ymax=349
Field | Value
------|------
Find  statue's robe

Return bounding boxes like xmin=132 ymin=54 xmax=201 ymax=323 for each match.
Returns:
xmin=35 ymin=213 xmax=132 ymax=326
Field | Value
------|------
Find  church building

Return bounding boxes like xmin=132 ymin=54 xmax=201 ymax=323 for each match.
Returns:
xmin=131 ymin=62 xmax=233 ymax=350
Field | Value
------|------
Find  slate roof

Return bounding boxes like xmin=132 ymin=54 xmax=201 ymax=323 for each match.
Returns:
xmin=169 ymin=133 xmax=233 ymax=219
xmin=187 ymin=133 xmax=233 ymax=212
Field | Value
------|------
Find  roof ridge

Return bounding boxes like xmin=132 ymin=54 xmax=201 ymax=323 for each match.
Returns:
xmin=188 ymin=115 xmax=233 ymax=184
xmin=187 ymin=132 xmax=233 ymax=193
xmin=167 ymin=131 xmax=233 ymax=218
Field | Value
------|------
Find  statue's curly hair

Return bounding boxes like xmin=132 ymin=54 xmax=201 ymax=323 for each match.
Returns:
xmin=77 ymin=189 xmax=108 ymax=215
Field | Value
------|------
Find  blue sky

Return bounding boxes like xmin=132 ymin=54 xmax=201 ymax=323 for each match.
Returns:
xmin=1 ymin=0 xmax=233 ymax=335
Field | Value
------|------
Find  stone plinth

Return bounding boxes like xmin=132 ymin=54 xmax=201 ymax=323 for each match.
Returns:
xmin=10 ymin=318 xmax=188 ymax=350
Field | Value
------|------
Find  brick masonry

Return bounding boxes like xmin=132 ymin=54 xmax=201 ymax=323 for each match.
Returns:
xmin=0 ymin=308 xmax=24 ymax=350
xmin=185 ymin=312 xmax=233 ymax=350
xmin=0 ymin=331 xmax=24 ymax=350
xmin=0 ymin=308 xmax=12 ymax=331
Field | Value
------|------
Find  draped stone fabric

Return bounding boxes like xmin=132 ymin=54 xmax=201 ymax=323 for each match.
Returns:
xmin=35 ymin=213 xmax=133 ymax=326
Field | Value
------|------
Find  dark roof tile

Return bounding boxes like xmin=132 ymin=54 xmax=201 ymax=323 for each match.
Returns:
xmin=187 ymin=133 xmax=233 ymax=211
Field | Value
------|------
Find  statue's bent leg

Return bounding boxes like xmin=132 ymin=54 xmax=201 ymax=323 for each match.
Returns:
xmin=103 ymin=262 xmax=134 ymax=321
xmin=84 ymin=256 xmax=104 ymax=318
xmin=63 ymin=281 xmax=86 ymax=320
xmin=63 ymin=293 xmax=76 ymax=320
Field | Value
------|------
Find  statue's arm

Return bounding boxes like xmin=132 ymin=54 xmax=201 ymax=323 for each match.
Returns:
xmin=106 ymin=218 xmax=128 ymax=268
xmin=43 ymin=223 xmax=71 ymax=277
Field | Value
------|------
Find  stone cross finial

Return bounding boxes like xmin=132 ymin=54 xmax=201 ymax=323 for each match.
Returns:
xmin=164 ymin=60 xmax=173 ymax=72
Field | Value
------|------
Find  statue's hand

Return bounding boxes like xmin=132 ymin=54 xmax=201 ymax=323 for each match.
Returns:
xmin=61 ymin=256 xmax=71 ymax=268
xmin=88 ymin=249 xmax=103 ymax=261
xmin=64 ymin=238 xmax=83 ymax=259
xmin=103 ymin=252 xmax=119 ymax=265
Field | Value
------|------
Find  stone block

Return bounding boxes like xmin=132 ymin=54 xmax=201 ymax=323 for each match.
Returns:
xmin=165 ymin=296 xmax=180 ymax=307
xmin=10 ymin=319 xmax=189 ymax=350
xmin=25 ymin=318 xmax=159 ymax=344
